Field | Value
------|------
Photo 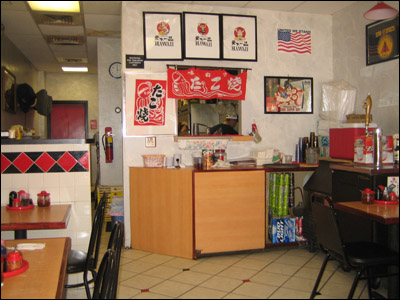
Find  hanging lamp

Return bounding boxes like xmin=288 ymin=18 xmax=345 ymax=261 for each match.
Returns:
xmin=363 ymin=1 xmax=399 ymax=20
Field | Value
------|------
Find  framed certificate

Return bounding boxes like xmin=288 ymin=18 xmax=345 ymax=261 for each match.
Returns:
xmin=143 ymin=12 xmax=183 ymax=60
xmin=183 ymin=12 xmax=221 ymax=60
xmin=222 ymin=14 xmax=257 ymax=61
xmin=366 ymin=16 xmax=399 ymax=66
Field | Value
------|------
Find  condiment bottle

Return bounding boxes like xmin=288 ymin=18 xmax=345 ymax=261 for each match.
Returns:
xmin=37 ymin=191 xmax=51 ymax=207
xmin=361 ymin=188 xmax=375 ymax=204
xmin=214 ymin=149 xmax=226 ymax=162
xmin=6 ymin=250 xmax=23 ymax=272
xmin=9 ymin=191 xmax=17 ymax=207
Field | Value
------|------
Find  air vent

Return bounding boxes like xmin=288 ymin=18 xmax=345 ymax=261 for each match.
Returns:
xmin=57 ymin=58 xmax=88 ymax=63
xmin=43 ymin=14 xmax=73 ymax=25
xmin=47 ymin=35 xmax=84 ymax=45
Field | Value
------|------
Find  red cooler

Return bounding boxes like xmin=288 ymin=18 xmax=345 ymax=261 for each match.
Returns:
xmin=329 ymin=123 xmax=377 ymax=160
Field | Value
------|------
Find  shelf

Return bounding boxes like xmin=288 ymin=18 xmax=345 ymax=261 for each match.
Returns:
xmin=174 ymin=135 xmax=253 ymax=142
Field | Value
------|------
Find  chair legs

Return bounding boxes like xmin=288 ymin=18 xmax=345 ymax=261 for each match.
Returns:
xmin=310 ymin=254 xmax=330 ymax=299
xmin=65 ymin=269 xmax=97 ymax=299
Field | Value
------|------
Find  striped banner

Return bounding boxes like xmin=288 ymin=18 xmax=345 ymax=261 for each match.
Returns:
xmin=278 ymin=29 xmax=311 ymax=54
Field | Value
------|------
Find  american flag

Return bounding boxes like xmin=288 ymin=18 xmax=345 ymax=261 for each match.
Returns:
xmin=278 ymin=29 xmax=311 ymax=54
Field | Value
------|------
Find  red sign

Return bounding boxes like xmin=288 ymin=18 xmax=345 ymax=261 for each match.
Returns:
xmin=134 ymin=80 xmax=167 ymax=126
xmin=168 ymin=68 xmax=247 ymax=100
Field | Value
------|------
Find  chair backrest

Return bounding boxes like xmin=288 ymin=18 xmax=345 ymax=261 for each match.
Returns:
xmin=92 ymin=249 xmax=118 ymax=299
xmin=310 ymin=192 xmax=347 ymax=263
xmin=85 ymin=193 xmax=107 ymax=272
xmin=107 ymin=220 xmax=124 ymax=285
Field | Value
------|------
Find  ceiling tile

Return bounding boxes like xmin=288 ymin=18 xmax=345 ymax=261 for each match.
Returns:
xmin=82 ymin=1 xmax=122 ymax=15
xmin=38 ymin=24 xmax=85 ymax=36
xmin=84 ymin=14 xmax=121 ymax=35
xmin=1 ymin=10 xmax=41 ymax=35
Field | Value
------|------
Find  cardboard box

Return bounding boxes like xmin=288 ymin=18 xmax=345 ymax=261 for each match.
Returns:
xmin=97 ymin=185 xmax=123 ymax=223
xmin=271 ymin=218 xmax=296 ymax=244
xmin=346 ymin=114 xmax=372 ymax=123
xmin=330 ymin=123 xmax=377 ymax=159
xmin=354 ymin=135 xmax=393 ymax=164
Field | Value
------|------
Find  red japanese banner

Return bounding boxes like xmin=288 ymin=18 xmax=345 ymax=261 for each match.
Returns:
xmin=167 ymin=68 xmax=247 ymax=100
xmin=134 ymin=80 xmax=167 ymax=126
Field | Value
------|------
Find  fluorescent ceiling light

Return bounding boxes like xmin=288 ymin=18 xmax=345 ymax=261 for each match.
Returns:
xmin=62 ymin=66 xmax=88 ymax=72
xmin=28 ymin=1 xmax=80 ymax=13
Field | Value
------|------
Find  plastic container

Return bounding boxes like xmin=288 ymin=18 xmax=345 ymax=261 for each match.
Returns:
xmin=6 ymin=250 xmax=23 ymax=272
xmin=142 ymin=155 xmax=165 ymax=168
xmin=214 ymin=149 xmax=226 ymax=162
xmin=329 ymin=123 xmax=377 ymax=159
xmin=361 ymin=188 xmax=375 ymax=204
xmin=37 ymin=191 xmax=50 ymax=207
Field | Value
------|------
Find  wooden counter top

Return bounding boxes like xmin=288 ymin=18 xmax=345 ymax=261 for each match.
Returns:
xmin=330 ymin=163 xmax=399 ymax=175
xmin=131 ymin=164 xmax=317 ymax=172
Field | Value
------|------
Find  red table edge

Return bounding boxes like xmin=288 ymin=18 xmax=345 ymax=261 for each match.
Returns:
xmin=1 ymin=204 xmax=72 ymax=231
xmin=56 ymin=237 xmax=71 ymax=299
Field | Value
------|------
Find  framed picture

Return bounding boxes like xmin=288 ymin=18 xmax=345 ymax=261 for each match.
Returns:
xmin=222 ymin=14 xmax=257 ymax=61
xmin=183 ymin=12 xmax=221 ymax=60
xmin=1 ymin=66 xmax=17 ymax=114
xmin=366 ymin=16 xmax=399 ymax=66
xmin=124 ymin=72 xmax=177 ymax=136
xmin=264 ymin=76 xmax=313 ymax=114
xmin=143 ymin=12 xmax=183 ymax=60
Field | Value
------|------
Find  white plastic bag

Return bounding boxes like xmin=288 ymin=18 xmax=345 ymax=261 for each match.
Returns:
xmin=320 ymin=81 xmax=357 ymax=122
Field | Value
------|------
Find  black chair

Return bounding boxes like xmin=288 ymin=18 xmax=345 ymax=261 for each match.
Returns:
xmin=106 ymin=220 xmax=124 ymax=296
xmin=65 ymin=193 xmax=107 ymax=299
xmin=92 ymin=249 xmax=119 ymax=299
xmin=310 ymin=192 xmax=398 ymax=299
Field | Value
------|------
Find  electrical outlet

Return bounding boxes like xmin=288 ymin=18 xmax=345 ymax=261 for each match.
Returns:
xmin=145 ymin=137 xmax=156 ymax=147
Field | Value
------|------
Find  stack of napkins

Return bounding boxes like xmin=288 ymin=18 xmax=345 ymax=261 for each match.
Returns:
xmin=17 ymin=243 xmax=46 ymax=250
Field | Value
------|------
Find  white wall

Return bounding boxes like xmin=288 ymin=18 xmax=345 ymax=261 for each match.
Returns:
xmin=121 ymin=1 xmax=334 ymax=246
xmin=332 ymin=1 xmax=399 ymax=135
xmin=97 ymin=38 xmax=123 ymax=185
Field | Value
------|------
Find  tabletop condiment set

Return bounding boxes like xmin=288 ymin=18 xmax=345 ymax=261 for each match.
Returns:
xmin=9 ymin=190 xmax=51 ymax=208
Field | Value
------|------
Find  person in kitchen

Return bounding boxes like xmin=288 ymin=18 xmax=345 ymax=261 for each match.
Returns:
xmin=209 ymin=113 xmax=239 ymax=135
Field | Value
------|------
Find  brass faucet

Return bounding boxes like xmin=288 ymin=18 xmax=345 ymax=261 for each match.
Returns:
xmin=362 ymin=94 xmax=372 ymax=135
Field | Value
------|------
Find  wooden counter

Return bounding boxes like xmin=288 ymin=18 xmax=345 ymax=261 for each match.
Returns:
xmin=130 ymin=165 xmax=316 ymax=259
xmin=331 ymin=163 xmax=399 ymax=175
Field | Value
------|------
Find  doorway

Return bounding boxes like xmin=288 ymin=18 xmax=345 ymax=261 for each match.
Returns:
xmin=47 ymin=101 xmax=88 ymax=139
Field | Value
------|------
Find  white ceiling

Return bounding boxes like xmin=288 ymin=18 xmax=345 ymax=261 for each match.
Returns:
xmin=1 ymin=1 xmax=359 ymax=74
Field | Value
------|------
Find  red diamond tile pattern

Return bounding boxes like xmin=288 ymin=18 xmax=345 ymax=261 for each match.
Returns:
xmin=1 ymin=154 xmax=12 ymax=173
xmin=13 ymin=153 xmax=34 ymax=173
xmin=79 ymin=152 xmax=89 ymax=170
xmin=36 ymin=152 xmax=56 ymax=172
xmin=1 ymin=151 xmax=89 ymax=174
xmin=58 ymin=152 xmax=78 ymax=172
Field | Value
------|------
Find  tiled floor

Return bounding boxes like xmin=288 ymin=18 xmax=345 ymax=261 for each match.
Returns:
xmin=65 ymin=229 xmax=388 ymax=299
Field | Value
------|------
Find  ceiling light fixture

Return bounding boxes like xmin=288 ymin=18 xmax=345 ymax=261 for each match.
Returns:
xmin=62 ymin=66 xmax=88 ymax=72
xmin=28 ymin=1 xmax=80 ymax=13
xmin=363 ymin=1 xmax=399 ymax=20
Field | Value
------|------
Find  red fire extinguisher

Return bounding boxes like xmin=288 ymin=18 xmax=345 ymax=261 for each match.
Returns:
xmin=102 ymin=127 xmax=113 ymax=163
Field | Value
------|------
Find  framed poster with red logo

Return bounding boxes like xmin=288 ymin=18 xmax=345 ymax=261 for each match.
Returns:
xmin=143 ymin=12 xmax=183 ymax=60
xmin=124 ymin=73 xmax=177 ymax=136
xmin=222 ymin=14 xmax=257 ymax=61
xmin=183 ymin=12 xmax=221 ymax=60
xmin=366 ymin=16 xmax=398 ymax=66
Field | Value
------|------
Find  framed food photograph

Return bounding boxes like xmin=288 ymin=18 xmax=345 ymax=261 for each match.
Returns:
xmin=143 ymin=12 xmax=183 ymax=60
xmin=1 ymin=66 xmax=17 ymax=114
xmin=264 ymin=76 xmax=313 ymax=114
xmin=183 ymin=12 xmax=221 ymax=60
xmin=222 ymin=14 xmax=257 ymax=61
xmin=366 ymin=16 xmax=399 ymax=66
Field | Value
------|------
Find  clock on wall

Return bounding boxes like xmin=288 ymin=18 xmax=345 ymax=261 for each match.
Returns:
xmin=109 ymin=62 xmax=121 ymax=79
